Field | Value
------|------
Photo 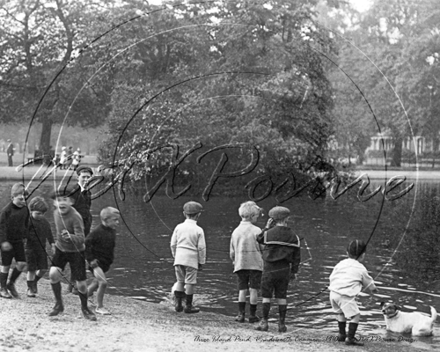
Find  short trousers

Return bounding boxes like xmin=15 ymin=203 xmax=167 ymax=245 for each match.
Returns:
xmin=261 ymin=263 xmax=290 ymax=299
xmin=51 ymin=248 xmax=87 ymax=282
xmin=235 ymin=270 xmax=262 ymax=290
xmin=330 ymin=291 xmax=360 ymax=319
xmin=25 ymin=249 xmax=48 ymax=271
xmin=1 ymin=241 xmax=26 ymax=266
xmin=175 ymin=265 xmax=198 ymax=285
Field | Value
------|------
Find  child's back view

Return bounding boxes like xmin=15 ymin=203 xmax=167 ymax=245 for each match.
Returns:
xmin=170 ymin=201 xmax=206 ymax=314
xmin=230 ymin=201 xmax=263 ymax=323
xmin=329 ymin=240 xmax=378 ymax=346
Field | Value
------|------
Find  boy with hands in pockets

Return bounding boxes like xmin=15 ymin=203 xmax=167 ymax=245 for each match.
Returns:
xmin=171 ymin=201 xmax=206 ymax=314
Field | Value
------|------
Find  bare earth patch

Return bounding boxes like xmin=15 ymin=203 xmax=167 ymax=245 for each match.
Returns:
xmin=0 ymin=276 xmax=426 ymax=352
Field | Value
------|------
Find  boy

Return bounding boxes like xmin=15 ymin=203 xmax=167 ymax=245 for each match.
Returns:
xmin=329 ymin=240 xmax=378 ymax=346
xmin=48 ymin=187 xmax=96 ymax=321
xmin=67 ymin=165 xmax=93 ymax=293
xmin=0 ymin=183 xmax=29 ymax=298
xmin=170 ymin=201 xmax=206 ymax=314
xmin=230 ymin=201 xmax=263 ymax=323
xmin=26 ymin=196 xmax=55 ymax=297
xmin=85 ymin=207 xmax=120 ymax=315
xmin=255 ymin=206 xmax=301 ymax=333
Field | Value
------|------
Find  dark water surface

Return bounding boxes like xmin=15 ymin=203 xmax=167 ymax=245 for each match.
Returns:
xmin=1 ymin=176 xmax=440 ymax=350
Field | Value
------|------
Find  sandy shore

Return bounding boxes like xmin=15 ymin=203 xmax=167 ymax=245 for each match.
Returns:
xmin=0 ymin=275 xmax=426 ymax=352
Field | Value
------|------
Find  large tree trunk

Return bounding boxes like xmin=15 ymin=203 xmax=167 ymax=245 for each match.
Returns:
xmin=39 ymin=117 xmax=53 ymax=165
xmin=391 ymin=137 xmax=402 ymax=167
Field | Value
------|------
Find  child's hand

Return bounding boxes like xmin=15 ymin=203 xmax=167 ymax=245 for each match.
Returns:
xmin=1 ymin=241 xmax=12 ymax=251
xmin=265 ymin=218 xmax=274 ymax=229
xmin=198 ymin=263 xmax=203 ymax=271
xmin=61 ymin=229 xmax=71 ymax=240
xmin=89 ymin=259 xmax=99 ymax=268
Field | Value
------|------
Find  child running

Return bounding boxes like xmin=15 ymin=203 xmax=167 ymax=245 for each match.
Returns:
xmin=329 ymin=240 xmax=378 ymax=346
xmin=86 ymin=207 xmax=120 ymax=315
xmin=0 ymin=183 xmax=29 ymax=298
xmin=170 ymin=201 xmax=206 ymax=314
xmin=255 ymin=206 xmax=301 ymax=333
xmin=25 ymin=196 xmax=55 ymax=297
xmin=48 ymin=187 xmax=96 ymax=320
xmin=230 ymin=201 xmax=263 ymax=323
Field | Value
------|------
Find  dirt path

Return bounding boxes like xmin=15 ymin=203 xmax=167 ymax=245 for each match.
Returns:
xmin=0 ymin=276 xmax=429 ymax=352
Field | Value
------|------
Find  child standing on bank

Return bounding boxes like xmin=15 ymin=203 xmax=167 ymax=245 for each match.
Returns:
xmin=48 ymin=187 xmax=96 ymax=321
xmin=255 ymin=206 xmax=301 ymax=333
xmin=85 ymin=207 xmax=120 ymax=315
xmin=230 ymin=201 xmax=263 ymax=323
xmin=25 ymin=196 xmax=55 ymax=297
xmin=329 ymin=240 xmax=378 ymax=346
xmin=0 ymin=183 xmax=29 ymax=298
xmin=170 ymin=201 xmax=206 ymax=314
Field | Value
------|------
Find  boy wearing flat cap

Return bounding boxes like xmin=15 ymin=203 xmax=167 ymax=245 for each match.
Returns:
xmin=48 ymin=187 xmax=96 ymax=321
xmin=170 ymin=201 xmax=206 ymax=314
xmin=255 ymin=206 xmax=301 ymax=333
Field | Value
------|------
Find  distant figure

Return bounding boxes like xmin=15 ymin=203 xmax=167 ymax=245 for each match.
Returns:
xmin=58 ymin=147 xmax=67 ymax=170
xmin=71 ymin=149 xmax=80 ymax=171
xmin=6 ymin=140 xmax=14 ymax=167
xmin=66 ymin=146 xmax=73 ymax=170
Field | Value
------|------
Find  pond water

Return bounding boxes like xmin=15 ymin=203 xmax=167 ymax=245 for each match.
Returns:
xmin=1 ymin=176 xmax=440 ymax=349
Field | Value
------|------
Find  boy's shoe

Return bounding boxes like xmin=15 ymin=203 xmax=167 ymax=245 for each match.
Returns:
xmin=27 ymin=288 xmax=36 ymax=298
xmin=255 ymin=319 xmax=269 ymax=331
xmin=248 ymin=315 xmax=260 ymax=323
xmin=0 ymin=288 xmax=12 ymax=299
xmin=184 ymin=305 xmax=200 ymax=314
xmin=82 ymin=307 xmax=97 ymax=321
xmin=337 ymin=334 xmax=346 ymax=342
xmin=345 ymin=337 xmax=364 ymax=346
xmin=6 ymin=283 xmax=19 ymax=298
xmin=95 ymin=307 xmax=111 ymax=315
xmin=278 ymin=323 xmax=287 ymax=333
xmin=235 ymin=313 xmax=245 ymax=323
xmin=48 ymin=303 xmax=64 ymax=316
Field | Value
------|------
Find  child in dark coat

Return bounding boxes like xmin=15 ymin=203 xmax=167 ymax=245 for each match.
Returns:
xmin=86 ymin=207 xmax=120 ymax=315
xmin=255 ymin=206 xmax=301 ymax=333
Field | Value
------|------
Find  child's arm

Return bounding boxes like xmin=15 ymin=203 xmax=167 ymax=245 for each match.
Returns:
xmin=362 ymin=271 xmax=378 ymax=293
xmin=64 ymin=216 xmax=85 ymax=248
xmin=0 ymin=209 xmax=12 ymax=251
xmin=170 ymin=228 xmax=178 ymax=258
xmin=198 ymin=231 xmax=206 ymax=266
xmin=229 ymin=234 xmax=235 ymax=263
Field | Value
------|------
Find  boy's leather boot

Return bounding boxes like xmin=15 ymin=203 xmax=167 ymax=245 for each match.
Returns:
xmin=184 ymin=294 xmax=200 ymax=313
xmin=48 ymin=282 xmax=64 ymax=316
xmin=27 ymin=281 xmax=36 ymax=297
xmin=255 ymin=302 xmax=270 ymax=331
xmin=235 ymin=302 xmax=245 ymax=323
xmin=337 ymin=321 xmax=346 ymax=342
xmin=6 ymin=267 xmax=22 ymax=298
xmin=174 ymin=291 xmax=185 ymax=312
xmin=345 ymin=323 xmax=364 ymax=346
xmin=249 ymin=304 xmax=260 ymax=323
xmin=79 ymin=291 xmax=97 ymax=321
xmin=0 ymin=272 xmax=11 ymax=299
xmin=278 ymin=304 xmax=287 ymax=333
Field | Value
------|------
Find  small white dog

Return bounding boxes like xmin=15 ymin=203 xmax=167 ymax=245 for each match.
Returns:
xmin=381 ymin=302 xmax=438 ymax=336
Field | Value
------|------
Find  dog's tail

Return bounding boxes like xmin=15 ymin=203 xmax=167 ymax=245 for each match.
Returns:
xmin=430 ymin=306 xmax=438 ymax=324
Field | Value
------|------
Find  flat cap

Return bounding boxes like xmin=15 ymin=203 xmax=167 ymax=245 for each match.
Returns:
xmin=183 ymin=201 xmax=204 ymax=215
xmin=268 ymin=206 xmax=290 ymax=220
xmin=76 ymin=165 xmax=93 ymax=175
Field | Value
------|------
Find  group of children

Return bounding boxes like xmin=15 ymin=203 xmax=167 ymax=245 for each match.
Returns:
xmin=0 ymin=165 xmax=121 ymax=321
xmin=171 ymin=200 xmax=377 ymax=345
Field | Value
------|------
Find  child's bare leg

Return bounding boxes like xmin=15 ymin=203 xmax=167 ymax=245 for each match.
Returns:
xmin=27 ymin=270 xmax=36 ymax=281
xmin=92 ymin=267 xmax=108 ymax=309
xmin=184 ymin=283 xmax=194 ymax=295
xmin=87 ymin=278 xmax=99 ymax=297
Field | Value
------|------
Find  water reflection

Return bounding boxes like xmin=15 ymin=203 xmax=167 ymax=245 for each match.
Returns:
xmin=1 ymin=178 xmax=440 ymax=348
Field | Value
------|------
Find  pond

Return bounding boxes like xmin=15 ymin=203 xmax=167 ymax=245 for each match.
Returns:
xmin=1 ymin=175 xmax=440 ymax=350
